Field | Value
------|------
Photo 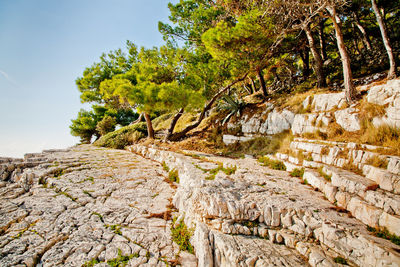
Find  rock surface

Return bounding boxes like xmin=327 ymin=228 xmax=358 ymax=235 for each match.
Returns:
xmin=130 ymin=144 xmax=400 ymax=267
xmin=0 ymin=145 xmax=185 ymax=267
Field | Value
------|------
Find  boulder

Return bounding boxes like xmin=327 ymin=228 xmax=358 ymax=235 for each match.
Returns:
xmin=334 ymin=108 xmax=361 ymax=132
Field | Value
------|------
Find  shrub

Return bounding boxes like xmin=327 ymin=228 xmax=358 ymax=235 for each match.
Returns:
xmin=94 ymin=122 xmax=147 ymax=149
xmin=290 ymin=168 xmax=305 ymax=178
xmin=96 ymin=115 xmax=117 ymax=136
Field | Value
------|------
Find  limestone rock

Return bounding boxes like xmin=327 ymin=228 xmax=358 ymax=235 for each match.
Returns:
xmin=334 ymin=107 xmax=361 ymax=132
xmin=312 ymin=92 xmax=346 ymax=112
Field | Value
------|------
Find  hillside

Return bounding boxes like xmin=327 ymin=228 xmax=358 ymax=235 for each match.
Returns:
xmin=1 ymin=77 xmax=400 ymax=266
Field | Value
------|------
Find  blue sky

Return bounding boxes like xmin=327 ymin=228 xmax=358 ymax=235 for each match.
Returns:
xmin=0 ymin=0 xmax=175 ymax=157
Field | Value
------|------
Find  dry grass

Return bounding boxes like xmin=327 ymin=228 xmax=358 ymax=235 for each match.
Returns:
xmin=222 ymin=131 xmax=293 ymax=158
xmin=301 ymin=121 xmax=400 ymax=156
xmin=365 ymin=155 xmax=389 ymax=168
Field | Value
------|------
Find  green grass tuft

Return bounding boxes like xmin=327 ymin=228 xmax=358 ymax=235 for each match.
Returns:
xmin=333 ymin=256 xmax=348 ymax=265
xmin=168 ymin=168 xmax=179 ymax=183
xmin=367 ymin=226 xmax=400 ymax=246
xmin=171 ymin=217 xmax=194 ymax=254
xmin=290 ymin=168 xmax=305 ymax=178
xmin=318 ymin=167 xmax=332 ymax=181
xmin=258 ymin=156 xmax=286 ymax=171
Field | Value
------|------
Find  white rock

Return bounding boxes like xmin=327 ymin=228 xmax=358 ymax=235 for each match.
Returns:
xmin=312 ymin=92 xmax=346 ymax=112
xmin=334 ymin=108 xmax=361 ymax=132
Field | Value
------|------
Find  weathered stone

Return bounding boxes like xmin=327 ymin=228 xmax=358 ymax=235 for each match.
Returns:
xmin=334 ymin=108 xmax=361 ymax=132
xmin=312 ymin=92 xmax=347 ymax=112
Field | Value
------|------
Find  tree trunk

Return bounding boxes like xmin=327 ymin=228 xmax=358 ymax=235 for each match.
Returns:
xmin=130 ymin=112 xmax=144 ymax=125
xmin=353 ymin=12 xmax=372 ymax=51
xmin=304 ymin=23 xmax=326 ymax=88
xmin=167 ymin=74 xmax=248 ymax=141
xmin=300 ymin=47 xmax=310 ymax=79
xmin=165 ymin=108 xmax=184 ymax=141
xmin=371 ymin=0 xmax=397 ymax=79
xmin=258 ymin=69 xmax=268 ymax=97
xmin=326 ymin=6 xmax=357 ymax=103
xmin=318 ymin=19 xmax=328 ymax=61
xmin=250 ymin=77 xmax=257 ymax=92
xmin=144 ymin=112 xmax=154 ymax=139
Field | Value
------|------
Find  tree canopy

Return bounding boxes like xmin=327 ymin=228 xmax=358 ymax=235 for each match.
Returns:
xmin=71 ymin=0 xmax=400 ymax=143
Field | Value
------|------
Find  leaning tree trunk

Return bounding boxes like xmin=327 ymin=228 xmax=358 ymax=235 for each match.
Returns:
xmin=353 ymin=12 xmax=372 ymax=51
xmin=144 ymin=112 xmax=154 ymax=139
xmin=318 ymin=18 xmax=328 ymax=61
xmin=326 ymin=6 xmax=357 ymax=103
xmin=299 ymin=46 xmax=310 ymax=79
xmin=167 ymin=75 xmax=248 ymax=141
xmin=304 ymin=23 xmax=326 ymax=88
xmin=258 ymin=69 xmax=268 ymax=97
xmin=164 ymin=108 xmax=184 ymax=141
xmin=130 ymin=112 xmax=144 ymax=125
xmin=371 ymin=0 xmax=397 ymax=79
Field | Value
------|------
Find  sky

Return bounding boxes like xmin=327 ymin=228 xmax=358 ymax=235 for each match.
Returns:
xmin=0 ymin=0 xmax=176 ymax=158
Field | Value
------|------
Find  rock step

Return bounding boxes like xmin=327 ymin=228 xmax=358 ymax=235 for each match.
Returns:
xmin=276 ymin=152 xmax=400 ymax=234
xmin=290 ymin=139 xmax=400 ymax=175
xmin=130 ymin=144 xmax=400 ymax=267
xmin=290 ymin=139 xmax=400 ymax=185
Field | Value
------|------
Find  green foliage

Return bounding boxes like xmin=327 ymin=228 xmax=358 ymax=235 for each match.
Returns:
xmin=162 ymin=161 xmax=170 ymax=172
xmin=107 ymin=249 xmax=139 ymax=267
xmin=168 ymin=168 xmax=179 ymax=183
xmin=70 ymin=109 xmax=98 ymax=144
xmin=202 ymin=9 xmax=278 ymax=78
xmin=96 ymin=115 xmax=117 ymax=136
xmin=367 ymin=226 xmax=400 ymax=246
xmin=290 ymin=168 xmax=305 ymax=178
xmin=82 ymin=258 xmax=100 ymax=267
xmin=318 ymin=167 xmax=332 ymax=182
xmin=171 ymin=217 xmax=194 ymax=254
xmin=195 ymin=162 xmax=237 ymax=180
xmin=218 ymin=94 xmax=246 ymax=124
xmin=106 ymin=224 xmax=122 ymax=235
xmin=258 ymin=156 xmax=286 ymax=171
xmin=94 ymin=122 xmax=147 ymax=149
xmin=333 ymin=256 xmax=348 ymax=265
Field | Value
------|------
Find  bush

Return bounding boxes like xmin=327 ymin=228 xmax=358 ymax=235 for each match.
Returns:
xmin=290 ymin=168 xmax=304 ymax=178
xmin=94 ymin=122 xmax=147 ymax=149
xmin=258 ymin=156 xmax=286 ymax=171
xmin=96 ymin=115 xmax=117 ymax=136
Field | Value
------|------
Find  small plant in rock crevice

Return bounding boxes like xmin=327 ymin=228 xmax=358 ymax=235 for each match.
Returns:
xmin=367 ymin=226 xmax=400 ymax=246
xmin=290 ymin=168 xmax=304 ymax=178
xmin=168 ymin=168 xmax=179 ymax=183
xmin=318 ymin=167 xmax=332 ymax=182
xmin=333 ymin=256 xmax=348 ymax=265
xmin=258 ymin=156 xmax=286 ymax=171
xmin=195 ymin=162 xmax=237 ymax=180
xmin=171 ymin=217 xmax=194 ymax=254
xmin=162 ymin=161 xmax=170 ymax=172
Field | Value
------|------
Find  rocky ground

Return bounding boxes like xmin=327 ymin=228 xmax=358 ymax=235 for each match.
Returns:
xmin=0 ymin=145 xmax=195 ymax=267
xmin=130 ymin=144 xmax=400 ymax=267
